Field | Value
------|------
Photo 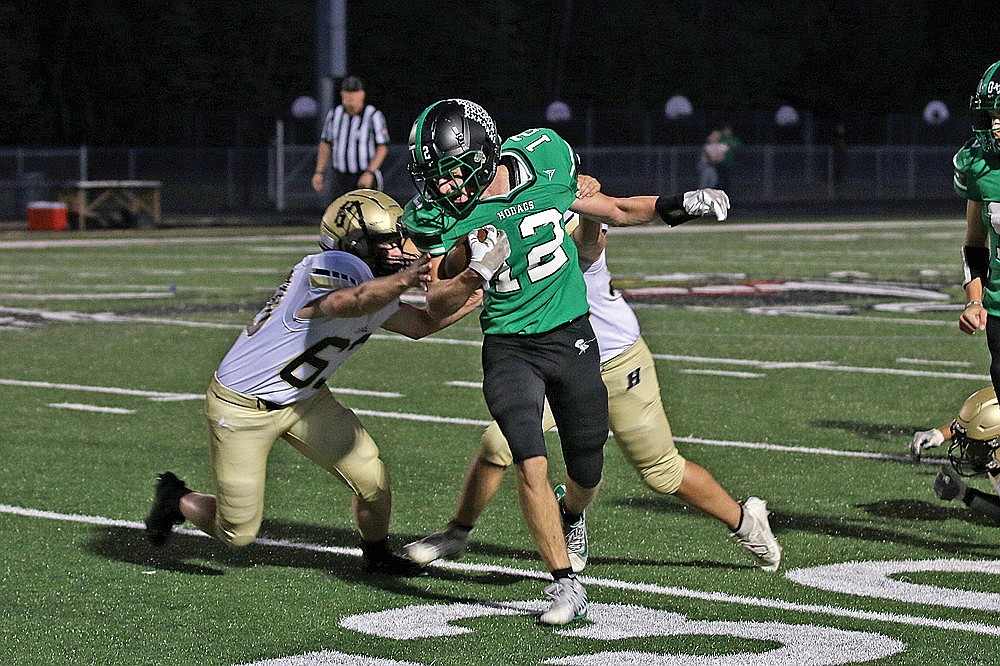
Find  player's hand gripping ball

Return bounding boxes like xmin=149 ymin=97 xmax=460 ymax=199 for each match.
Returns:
xmin=441 ymin=228 xmax=490 ymax=279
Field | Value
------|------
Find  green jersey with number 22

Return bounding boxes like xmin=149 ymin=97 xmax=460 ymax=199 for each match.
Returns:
xmin=954 ymin=138 xmax=1000 ymax=315
xmin=403 ymin=128 xmax=588 ymax=335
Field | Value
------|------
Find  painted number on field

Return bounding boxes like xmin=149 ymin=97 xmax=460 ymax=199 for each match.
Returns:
xmin=787 ymin=559 xmax=1000 ymax=610
xmin=239 ymin=601 xmax=903 ymax=666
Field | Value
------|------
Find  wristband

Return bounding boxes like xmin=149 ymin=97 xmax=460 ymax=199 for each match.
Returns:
xmin=966 ymin=301 xmax=984 ymax=308
xmin=654 ymin=194 xmax=697 ymax=227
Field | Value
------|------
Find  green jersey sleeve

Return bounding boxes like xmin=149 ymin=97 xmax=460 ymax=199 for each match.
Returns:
xmin=953 ymin=139 xmax=1000 ymax=203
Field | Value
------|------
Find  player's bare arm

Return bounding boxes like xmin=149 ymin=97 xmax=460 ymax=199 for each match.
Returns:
xmin=571 ymin=215 xmax=606 ymax=267
xmin=424 ymin=256 xmax=489 ymax=319
xmin=298 ymin=254 xmax=431 ymax=319
xmin=381 ymin=289 xmax=482 ymax=339
xmin=570 ymin=188 xmax=729 ymax=227
xmin=960 ymin=199 xmax=988 ymax=335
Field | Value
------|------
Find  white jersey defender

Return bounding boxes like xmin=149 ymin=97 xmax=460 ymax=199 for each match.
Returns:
xmin=217 ymin=250 xmax=398 ymax=405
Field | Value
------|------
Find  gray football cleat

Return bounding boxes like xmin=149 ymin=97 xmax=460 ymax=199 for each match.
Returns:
xmin=730 ymin=496 xmax=782 ymax=571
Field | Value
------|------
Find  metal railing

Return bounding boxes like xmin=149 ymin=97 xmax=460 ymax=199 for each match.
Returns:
xmin=0 ymin=143 xmax=961 ymax=221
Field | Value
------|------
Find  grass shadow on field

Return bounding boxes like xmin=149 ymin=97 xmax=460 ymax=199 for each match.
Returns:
xmin=85 ymin=518 xmax=534 ymax=598
xmin=613 ymin=495 xmax=1000 ymax=559
xmin=857 ymin=498 xmax=1000 ymax=528
xmin=767 ymin=503 xmax=999 ymax=558
xmin=601 ymin=497 xmax=764 ymax=571
xmin=812 ymin=419 xmax=926 ymax=444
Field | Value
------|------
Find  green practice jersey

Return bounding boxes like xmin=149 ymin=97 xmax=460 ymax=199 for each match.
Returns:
xmin=403 ymin=128 xmax=589 ymax=335
xmin=954 ymin=138 xmax=1000 ymax=315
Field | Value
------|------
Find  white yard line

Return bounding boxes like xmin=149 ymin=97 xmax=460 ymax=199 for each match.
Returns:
xmin=0 ymin=378 xmax=399 ymax=401
xmin=47 ymin=403 xmax=136 ymax=414
xmin=7 ymin=374 xmax=944 ymax=466
xmin=0 ymin=502 xmax=995 ymax=636
xmin=678 ymin=369 xmax=766 ymax=378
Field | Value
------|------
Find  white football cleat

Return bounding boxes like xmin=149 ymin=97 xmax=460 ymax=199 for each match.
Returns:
xmin=730 ymin=497 xmax=782 ymax=571
xmin=404 ymin=528 xmax=468 ymax=566
xmin=538 ymin=577 xmax=588 ymax=626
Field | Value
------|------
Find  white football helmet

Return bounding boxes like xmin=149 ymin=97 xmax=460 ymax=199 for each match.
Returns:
xmin=320 ymin=189 xmax=417 ymax=275
xmin=948 ymin=386 xmax=1000 ymax=476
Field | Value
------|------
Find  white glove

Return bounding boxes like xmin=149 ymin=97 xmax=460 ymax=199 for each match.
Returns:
xmin=467 ymin=225 xmax=510 ymax=282
xmin=908 ymin=428 xmax=945 ymax=461
xmin=682 ymin=188 xmax=730 ymax=221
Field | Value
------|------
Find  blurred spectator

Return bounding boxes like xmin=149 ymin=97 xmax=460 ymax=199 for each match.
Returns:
xmin=312 ymin=76 xmax=390 ymax=201
xmin=697 ymin=130 xmax=728 ymax=189
xmin=717 ymin=124 xmax=742 ymax=190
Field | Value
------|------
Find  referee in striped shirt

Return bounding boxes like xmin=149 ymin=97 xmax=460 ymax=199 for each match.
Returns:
xmin=312 ymin=76 xmax=390 ymax=199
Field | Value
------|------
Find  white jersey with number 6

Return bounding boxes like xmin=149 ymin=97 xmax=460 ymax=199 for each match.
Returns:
xmin=216 ymin=250 xmax=399 ymax=405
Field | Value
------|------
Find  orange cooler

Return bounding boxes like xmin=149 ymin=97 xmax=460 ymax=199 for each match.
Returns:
xmin=27 ymin=202 xmax=69 ymax=231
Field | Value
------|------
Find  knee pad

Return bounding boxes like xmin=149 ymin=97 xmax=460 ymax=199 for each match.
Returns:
xmin=563 ymin=442 xmax=604 ymax=489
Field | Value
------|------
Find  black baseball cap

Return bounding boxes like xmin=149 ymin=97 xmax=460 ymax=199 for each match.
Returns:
xmin=341 ymin=76 xmax=364 ymax=92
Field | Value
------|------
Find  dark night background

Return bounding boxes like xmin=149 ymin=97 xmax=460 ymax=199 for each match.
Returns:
xmin=3 ymin=0 xmax=998 ymax=148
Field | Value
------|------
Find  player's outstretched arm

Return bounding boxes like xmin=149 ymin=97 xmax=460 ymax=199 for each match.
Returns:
xmin=298 ymin=255 xmax=431 ymax=319
xmin=570 ymin=188 xmax=729 ymax=227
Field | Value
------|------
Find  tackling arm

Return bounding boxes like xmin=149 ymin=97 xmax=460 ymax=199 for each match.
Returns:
xmin=297 ymin=255 xmax=431 ymax=319
xmin=381 ymin=289 xmax=483 ymax=339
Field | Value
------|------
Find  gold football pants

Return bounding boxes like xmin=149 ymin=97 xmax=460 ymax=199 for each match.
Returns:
xmin=205 ymin=375 xmax=389 ymax=546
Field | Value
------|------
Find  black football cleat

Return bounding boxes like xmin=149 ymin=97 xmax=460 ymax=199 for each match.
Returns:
xmin=361 ymin=540 xmax=426 ymax=577
xmin=145 ymin=471 xmax=191 ymax=545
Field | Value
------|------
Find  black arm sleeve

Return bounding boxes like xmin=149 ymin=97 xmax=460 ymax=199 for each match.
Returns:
xmin=962 ymin=245 xmax=990 ymax=287
xmin=654 ymin=194 xmax=697 ymax=227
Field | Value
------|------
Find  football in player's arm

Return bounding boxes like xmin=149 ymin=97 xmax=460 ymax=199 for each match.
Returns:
xmin=144 ymin=190 xmax=478 ymax=576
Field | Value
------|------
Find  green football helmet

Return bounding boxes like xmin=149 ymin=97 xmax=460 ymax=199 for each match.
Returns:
xmin=948 ymin=385 xmax=1000 ymax=476
xmin=319 ymin=189 xmax=416 ymax=276
xmin=971 ymin=59 xmax=1000 ymax=154
xmin=408 ymin=99 xmax=501 ymax=219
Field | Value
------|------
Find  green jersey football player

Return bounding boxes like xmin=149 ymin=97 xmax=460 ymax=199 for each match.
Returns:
xmin=957 ymin=59 xmax=1000 ymax=392
xmin=401 ymin=98 xmax=729 ymax=625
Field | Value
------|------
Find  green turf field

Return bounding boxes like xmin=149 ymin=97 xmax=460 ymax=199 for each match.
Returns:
xmin=1 ymin=216 xmax=997 ymax=665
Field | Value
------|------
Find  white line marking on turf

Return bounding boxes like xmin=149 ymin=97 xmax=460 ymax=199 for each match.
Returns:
xmin=1 ymin=502 xmax=996 ymax=637
xmin=0 ymin=292 xmax=175 ymax=300
xmin=679 ymin=369 xmax=765 ymax=378
xmin=446 ymin=381 xmax=483 ymax=388
xmin=0 ymin=378 xmax=400 ymax=401
xmin=0 ymin=378 xmax=204 ymax=401
xmin=6 ymin=308 xmax=983 ymax=381
xmin=47 ymin=403 xmax=136 ymax=414
xmin=896 ymin=357 xmax=972 ymax=367
xmin=4 ymin=374 xmax=945 ymax=465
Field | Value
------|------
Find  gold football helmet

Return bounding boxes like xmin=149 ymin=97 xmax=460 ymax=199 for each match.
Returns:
xmin=948 ymin=386 xmax=1000 ymax=476
xmin=320 ymin=189 xmax=417 ymax=275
